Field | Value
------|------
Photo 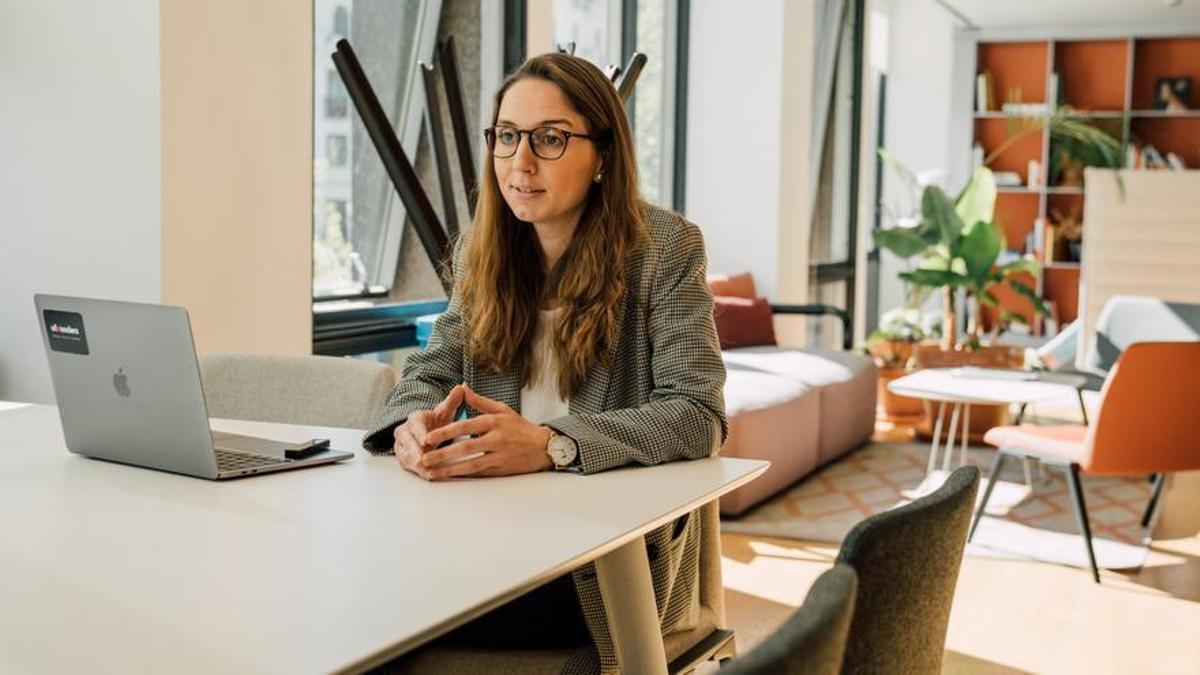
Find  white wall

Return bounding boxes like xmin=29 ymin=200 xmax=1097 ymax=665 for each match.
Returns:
xmin=0 ymin=0 xmax=162 ymax=404
xmin=685 ymin=0 xmax=813 ymax=318
xmin=876 ymin=0 xmax=960 ymax=315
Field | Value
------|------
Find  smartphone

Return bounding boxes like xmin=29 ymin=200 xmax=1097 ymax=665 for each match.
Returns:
xmin=284 ymin=438 xmax=330 ymax=460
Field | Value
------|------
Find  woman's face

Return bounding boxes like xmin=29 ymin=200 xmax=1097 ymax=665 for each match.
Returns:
xmin=493 ymin=78 xmax=603 ymax=229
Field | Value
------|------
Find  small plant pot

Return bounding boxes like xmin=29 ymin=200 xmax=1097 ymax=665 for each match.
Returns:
xmin=877 ymin=367 xmax=925 ymax=420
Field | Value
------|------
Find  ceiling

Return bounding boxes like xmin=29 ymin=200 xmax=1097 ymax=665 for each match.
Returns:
xmin=940 ymin=0 xmax=1200 ymax=29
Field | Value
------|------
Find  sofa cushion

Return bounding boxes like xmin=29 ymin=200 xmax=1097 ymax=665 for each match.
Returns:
xmin=707 ymin=272 xmax=757 ymax=299
xmin=719 ymin=368 xmax=821 ymax=515
xmin=713 ymin=296 xmax=777 ymax=350
xmin=723 ymin=346 xmax=877 ymax=465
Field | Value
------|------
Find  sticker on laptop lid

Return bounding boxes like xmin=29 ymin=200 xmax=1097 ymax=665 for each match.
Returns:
xmin=43 ymin=310 xmax=89 ymax=355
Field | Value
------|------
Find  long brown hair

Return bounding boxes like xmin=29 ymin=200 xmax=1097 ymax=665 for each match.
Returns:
xmin=459 ymin=53 xmax=647 ymax=398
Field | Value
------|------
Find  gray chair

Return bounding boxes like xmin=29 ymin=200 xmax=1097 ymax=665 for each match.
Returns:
xmin=836 ymin=466 xmax=980 ymax=674
xmin=198 ymin=354 xmax=396 ymax=429
xmin=718 ymin=565 xmax=857 ymax=675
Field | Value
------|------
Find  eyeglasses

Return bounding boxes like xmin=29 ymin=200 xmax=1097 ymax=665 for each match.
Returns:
xmin=484 ymin=125 xmax=596 ymax=160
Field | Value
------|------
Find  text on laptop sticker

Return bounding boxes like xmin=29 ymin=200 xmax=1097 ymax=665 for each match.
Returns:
xmin=43 ymin=310 xmax=89 ymax=355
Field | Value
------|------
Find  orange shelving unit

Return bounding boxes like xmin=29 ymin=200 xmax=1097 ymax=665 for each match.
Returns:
xmin=971 ymin=33 xmax=1200 ymax=332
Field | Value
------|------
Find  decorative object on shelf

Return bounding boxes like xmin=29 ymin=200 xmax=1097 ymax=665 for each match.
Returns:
xmin=1001 ymin=102 xmax=1050 ymax=116
xmin=993 ymin=171 xmax=1022 ymax=187
xmin=1027 ymin=159 xmax=1042 ymax=187
xmin=1050 ymin=204 xmax=1083 ymax=263
xmin=872 ymin=159 xmax=1049 ymax=351
xmin=1153 ymin=76 xmax=1192 ymax=112
xmin=985 ymin=107 xmax=1123 ymax=188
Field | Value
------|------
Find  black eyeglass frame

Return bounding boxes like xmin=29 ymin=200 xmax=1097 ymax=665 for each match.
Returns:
xmin=483 ymin=125 xmax=602 ymax=160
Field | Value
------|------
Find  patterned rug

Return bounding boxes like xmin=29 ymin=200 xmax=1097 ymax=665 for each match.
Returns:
xmin=721 ymin=441 xmax=1154 ymax=571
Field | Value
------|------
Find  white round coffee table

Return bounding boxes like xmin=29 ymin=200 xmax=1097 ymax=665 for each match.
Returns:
xmin=887 ymin=368 xmax=1086 ymax=489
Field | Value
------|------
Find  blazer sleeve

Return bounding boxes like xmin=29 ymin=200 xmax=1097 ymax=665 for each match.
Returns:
xmin=361 ymin=237 xmax=469 ymax=454
xmin=546 ymin=220 xmax=728 ymax=474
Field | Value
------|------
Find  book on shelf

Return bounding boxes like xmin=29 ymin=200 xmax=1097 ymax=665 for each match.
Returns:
xmin=1167 ymin=152 xmax=1187 ymax=170
xmin=976 ymin=71 xmax=995 ymax=112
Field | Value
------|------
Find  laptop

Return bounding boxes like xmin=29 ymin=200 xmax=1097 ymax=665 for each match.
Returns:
xmin=34 ymin=294 xmax=354 ymax=479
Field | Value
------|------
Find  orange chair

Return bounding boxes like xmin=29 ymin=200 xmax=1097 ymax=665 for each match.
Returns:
xmin=968 ymin=342 xmax=1200 ymax=583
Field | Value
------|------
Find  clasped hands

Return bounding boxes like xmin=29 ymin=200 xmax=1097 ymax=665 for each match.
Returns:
xmin=393 ymin=384 xmax=554 ymax=480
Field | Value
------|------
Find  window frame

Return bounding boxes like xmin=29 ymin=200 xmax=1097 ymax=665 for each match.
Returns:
xmin=810 ymin=0 xmax=867 ymax=347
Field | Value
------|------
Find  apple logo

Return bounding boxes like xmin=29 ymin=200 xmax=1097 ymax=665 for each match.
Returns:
xmin=113 ymin=368 xmax=131 ymax=398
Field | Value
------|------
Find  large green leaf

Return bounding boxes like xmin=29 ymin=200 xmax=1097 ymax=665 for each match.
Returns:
xmin=958 ymin=220 xmax=1003 ymax=284
xmin=1000 ymin=310 xmax=1029 ymax=326
xmin=955 ymin=167 xmax=997 ymax=230
xmin=873 ymin=227 xmax=931 ymax=258
xmin=977 ymin=289 xmax=1000 ymax=307
xmin=1008 ymin=279 xmax=1051 ymax=317
xmin=900 ymin=269 xmax=967 ymax=288
xmin=921 ymin=186 xmax=964 ymax=253
xmin=1000 ymin=255 xmax=1040 ymax=276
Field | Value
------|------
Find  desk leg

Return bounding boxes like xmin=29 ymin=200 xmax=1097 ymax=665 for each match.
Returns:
xmin=595 ymin=537 xmax=668 ymax=675
xmin=927 ymin=402 xmax=946 ymax=478
xmin=960 ymin=404 xmax=971 ymax=468
xmin=942 ymin=403 xmax=961 ymax=473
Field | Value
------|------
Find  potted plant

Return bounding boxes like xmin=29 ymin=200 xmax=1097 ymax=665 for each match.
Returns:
xmin=866 ymin=306 xmax=940 ymax=419
xmin=874 ymin=164 xmax=1049 ymax=354
xmin=874 ymin=161 xmax=1050 ymax=440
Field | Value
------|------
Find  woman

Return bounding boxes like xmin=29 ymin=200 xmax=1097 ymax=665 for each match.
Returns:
xmin=363 ymin=53 xmax=726 ymax=674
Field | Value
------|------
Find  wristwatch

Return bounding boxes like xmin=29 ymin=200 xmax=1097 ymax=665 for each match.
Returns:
xmin=545 ymin=429 xmax=579 ymax=470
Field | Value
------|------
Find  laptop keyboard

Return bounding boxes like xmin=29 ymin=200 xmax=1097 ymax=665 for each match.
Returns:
xmin=215 ymin=449 xmax=290 ymax=471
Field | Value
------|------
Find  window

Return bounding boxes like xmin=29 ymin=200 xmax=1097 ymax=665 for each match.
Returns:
xmin=631 ymin=0 xmax=679 ymax=207
xmin=312 ymin=0 xmax=440 ymax=299
xmin=325 ymin=70 xmax=348 ymax=118
xmin=327 ymin=134 xmax=348 ymax=167
xmin=532 ymin=0 xmax=686 ymax=209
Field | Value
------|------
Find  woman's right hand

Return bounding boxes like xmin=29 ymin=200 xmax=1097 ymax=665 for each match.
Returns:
xmin=393 ymin=384 xmax=466 ymax=480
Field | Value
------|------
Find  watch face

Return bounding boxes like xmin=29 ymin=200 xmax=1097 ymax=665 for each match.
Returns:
xmin=549 ymin=435 xmax=577 ymax=466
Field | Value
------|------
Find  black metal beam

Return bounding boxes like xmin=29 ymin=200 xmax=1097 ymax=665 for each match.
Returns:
xmin=439 ymin=37 xmax=479 ymax=217
xmin=615 ymin=52 xmax=647 ymax=104
xmin=672 ymin=0 xmax=691 ymax=212
xmin=332 ymin=39 xmax=451 ymax=293
xmin=421 ymin=57 xmax=459 ymax=239
xmin=503 ymin=0 xmax=527 ymax=75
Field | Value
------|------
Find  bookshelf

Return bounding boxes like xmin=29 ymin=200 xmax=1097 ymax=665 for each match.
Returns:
xmin=970 ymin=33 xmax=1200 ymax=331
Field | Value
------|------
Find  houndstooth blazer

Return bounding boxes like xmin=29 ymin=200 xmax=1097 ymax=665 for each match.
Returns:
xmin=362 ymin=204 xmax=728 ymax=674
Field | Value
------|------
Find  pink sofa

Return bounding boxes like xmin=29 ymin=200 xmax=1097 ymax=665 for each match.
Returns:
xmin=718 ymin=346 xmax=877 ymax=515
xmin=707 ymin=272 xmax=878 ymax=515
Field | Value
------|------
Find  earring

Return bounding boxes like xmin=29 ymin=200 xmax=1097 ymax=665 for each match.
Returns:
xmin=593 ymin=172 xmax=603 ymax=183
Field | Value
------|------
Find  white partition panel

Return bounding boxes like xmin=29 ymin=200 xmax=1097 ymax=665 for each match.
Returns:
xmin=1078 ymin=168 xmax=1200 ymax=367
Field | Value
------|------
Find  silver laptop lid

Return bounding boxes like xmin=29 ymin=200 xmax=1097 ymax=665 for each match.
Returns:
xmin=34 ymin=294 xmax=220 ymax=479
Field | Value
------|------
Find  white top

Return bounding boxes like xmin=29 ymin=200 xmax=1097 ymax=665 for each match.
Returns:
xmin=887 ymin=368 xmax=1078 ymax=405
xmin=0 ymin=404 xmax=767 ymax=674
xmin=519 ymin=308 xmax=570 ymax=424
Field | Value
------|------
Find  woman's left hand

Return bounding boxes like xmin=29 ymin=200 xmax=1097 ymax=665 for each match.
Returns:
xmin=420 ymin=385 xmax=554 ymax=479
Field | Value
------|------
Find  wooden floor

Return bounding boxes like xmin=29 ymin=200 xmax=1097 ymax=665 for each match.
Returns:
xmin=713 ymin=427 xmax=1200 ymax=674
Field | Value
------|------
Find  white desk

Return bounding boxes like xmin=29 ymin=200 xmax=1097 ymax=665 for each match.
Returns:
xmin=0 ymin=404 xmax=766 ymax=674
